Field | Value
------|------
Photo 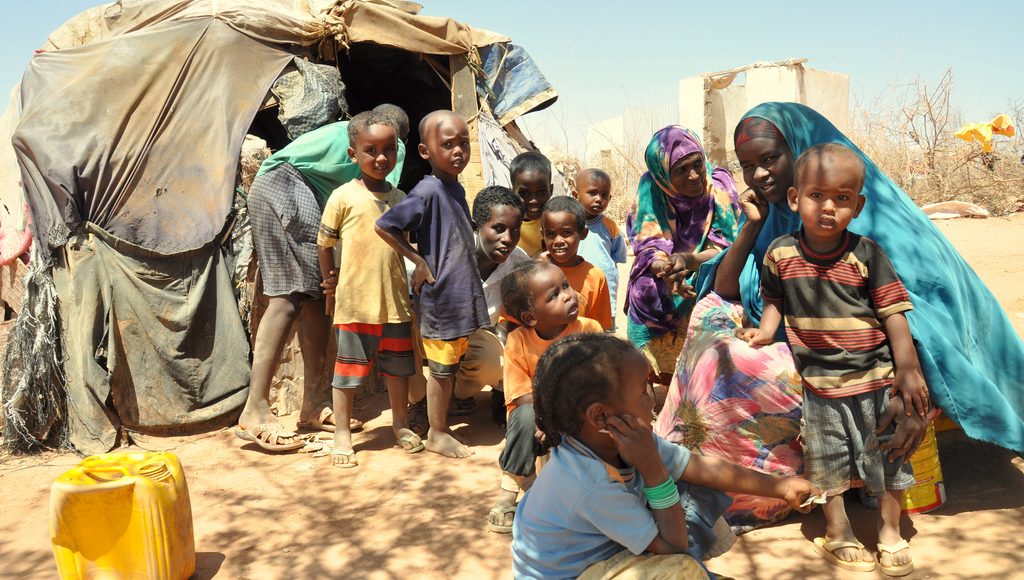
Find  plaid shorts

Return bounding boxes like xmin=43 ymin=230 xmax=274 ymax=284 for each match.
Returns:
xmin=248 ymin=164 xmax=323 ymax=298
xmin=801 ymin=386 xmax=916 ymax=496
xmin=333 ymin=322 xmax=415 ymax=389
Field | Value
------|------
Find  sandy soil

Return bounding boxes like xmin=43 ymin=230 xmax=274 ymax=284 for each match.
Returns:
xmin=1 ymin=214 xmax=1022 ymax=580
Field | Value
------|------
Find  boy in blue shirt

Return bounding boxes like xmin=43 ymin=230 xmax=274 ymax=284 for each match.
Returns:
xmin=574 ymin=168 xmax=627 ymax=328
xmin=376 ymin=110 xmax=489 ymax=459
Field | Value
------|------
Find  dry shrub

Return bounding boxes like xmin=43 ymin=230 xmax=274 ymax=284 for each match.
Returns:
xmin=850 ymin=69 xmax=1024 ymax=216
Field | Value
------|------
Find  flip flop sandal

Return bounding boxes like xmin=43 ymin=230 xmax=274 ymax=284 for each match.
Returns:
xmin=331 ymin=449 xmax=358 ymax=469
xmin=449 ymin=396 xmax=477 ymax=416
xmin=296 ymin=407 xmax=364 ymax=433
xmin=488 ymin=504 xmax=517 ymax=534
xmin=812 ymin=537 xmax=877 ymax=572
xmin=877 ymin=540 xmax=914 ymax=577
xmin=398 ymin=432 xmax=425 ymax=454
xmin=234 ymin=424 xmax=306 ymax=452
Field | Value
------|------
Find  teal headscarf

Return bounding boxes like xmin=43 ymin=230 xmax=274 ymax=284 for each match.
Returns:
xmin=695 ymin=102 xmax=1024 ymax=453
xmin=256 ymin=121 xmax=405 ymax=204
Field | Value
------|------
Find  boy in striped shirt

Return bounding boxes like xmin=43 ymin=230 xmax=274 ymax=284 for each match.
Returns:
xmin=737 ymin=143 xmax=929 ymax=576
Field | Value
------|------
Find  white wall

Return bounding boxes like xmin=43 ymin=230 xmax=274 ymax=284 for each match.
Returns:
xmin=677 ymin=63 xmax=851 ymax=167
xmin=585 ymin=115 xmax=624 ymax=167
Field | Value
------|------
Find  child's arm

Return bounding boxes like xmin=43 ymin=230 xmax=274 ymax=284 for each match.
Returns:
xmin=735 ymin=300 xmax=781 ymax=346
xmin=606 ymin=415 xmax=688 ymax=554
xmin=374 ymin=224 xmax=435 ymax=294
xmin=610 ymin=232 xmax=628 ymax=265
xmin=681 ymin=454 xmax=819 ymax=510
xmin=317 ymin=246 xmax=337 ymax=317
xmin=884 ymin=312 xmax=930 ymax=417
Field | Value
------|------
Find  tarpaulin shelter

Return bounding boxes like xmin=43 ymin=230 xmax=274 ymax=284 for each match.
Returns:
xmin=1 ymin=0 xmax=557 ymax=454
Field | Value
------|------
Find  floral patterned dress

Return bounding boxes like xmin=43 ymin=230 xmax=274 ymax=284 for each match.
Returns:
xmin=655 ymin=292 xmax=803 ymax=531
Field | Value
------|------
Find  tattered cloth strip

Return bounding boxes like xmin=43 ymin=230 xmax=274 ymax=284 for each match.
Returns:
xmin=2 ymin=243 xmax=67 ymax=451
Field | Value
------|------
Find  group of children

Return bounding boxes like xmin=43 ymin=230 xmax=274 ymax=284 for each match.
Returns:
xmin=311 ymin=105 xmax=927 ymax=578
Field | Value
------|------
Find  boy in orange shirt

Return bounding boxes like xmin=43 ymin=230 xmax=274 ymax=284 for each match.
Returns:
xmin=541 ymin=196 xmax=613 ymax=330
xmin=488 ymin=260 xmax=603 ymax=533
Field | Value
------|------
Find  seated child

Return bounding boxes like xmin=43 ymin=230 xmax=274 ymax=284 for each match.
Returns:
xmin=574 ymin=168 xmax=627 ymax=328
xmin=376 ymin=110 xmax=490 ymax=459
xmin=512 ymin=333 xmax=818 ymax=579
xmin=541 ymin=196 xmax=613 ymax=331
xmin=317 ymin=111 xmax=422 ymax=468
xmin=737 ymin=143 xmax=930 ymax=577
xmin=510 ymin=151 xmax=554 ymax=257
xmin=489 ymin=261 xmax=603 ymax=534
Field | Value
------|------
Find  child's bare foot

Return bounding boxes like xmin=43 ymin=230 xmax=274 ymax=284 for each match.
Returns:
xmin=425 ymin=428 xmax=473 ymax=458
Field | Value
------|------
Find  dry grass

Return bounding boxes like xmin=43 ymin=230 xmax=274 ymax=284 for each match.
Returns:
xmin=850 ymin=71 xmax=1024 ymax=216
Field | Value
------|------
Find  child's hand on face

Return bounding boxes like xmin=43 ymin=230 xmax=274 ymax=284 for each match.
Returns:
xmin=892 ymin=367 xmax=931 ymax=418
xmin=735 ymin=327 xmax=771 ymax=346
xmin=604 ymin=414 xmax=661 ymax=473
xmin=411 ymin=260 xmax=436 ymax=295
xmin=779 ymin=477 xmax=821 ymax=512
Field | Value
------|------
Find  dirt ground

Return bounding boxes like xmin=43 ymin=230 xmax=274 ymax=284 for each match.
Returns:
xmin=2 ymin=214 xmax=1022 ymax=580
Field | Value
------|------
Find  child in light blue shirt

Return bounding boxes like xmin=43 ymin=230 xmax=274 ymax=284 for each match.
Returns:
xmin=512 ymin=334 xmax=818 ymax=579
xmin=574 ymin=169 xmax=627 ymax=328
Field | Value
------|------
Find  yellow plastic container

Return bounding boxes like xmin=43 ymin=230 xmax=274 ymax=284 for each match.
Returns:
xmin=50 ymin=451 xmax=196 ymax=579
xmin=901 ymin=422 xmax=946 ymax=514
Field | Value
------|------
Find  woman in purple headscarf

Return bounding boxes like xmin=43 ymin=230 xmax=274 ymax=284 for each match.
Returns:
xmin=625 ymin=126 xmax=740 ymax=380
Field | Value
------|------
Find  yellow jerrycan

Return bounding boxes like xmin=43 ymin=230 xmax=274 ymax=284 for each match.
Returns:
xmin=50 ymin=451 xmax=196 ymax=579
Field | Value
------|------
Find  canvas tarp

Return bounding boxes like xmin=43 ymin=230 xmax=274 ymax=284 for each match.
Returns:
xmin=3 ymin=0 xmax=548 ymax=451
xmin=54 ymin=225 xmax=250 ymax=455
xmin=42 ymin=0 xmax=507 ymax=55
xmin=14 ymin=16 xmax=294 ymax=254
xmin=476 ymin=43 xmax=556 ymax=126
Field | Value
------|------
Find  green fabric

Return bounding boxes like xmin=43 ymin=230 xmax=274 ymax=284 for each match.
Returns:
xmin=256 ymin=121 xmax=405 ymax=204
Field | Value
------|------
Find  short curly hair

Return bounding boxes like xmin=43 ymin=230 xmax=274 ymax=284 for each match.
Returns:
xmin=472 ymin=185 xmax=526 ymax=227
xmin=541 ymin=195 xmax=586 ymax=234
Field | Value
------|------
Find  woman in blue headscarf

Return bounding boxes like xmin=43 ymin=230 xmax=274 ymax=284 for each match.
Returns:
xmin=655 ymin=102 xmax=1024 ymax=530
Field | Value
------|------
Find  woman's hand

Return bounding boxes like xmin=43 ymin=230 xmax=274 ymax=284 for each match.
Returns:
xmin=739 ymin=189 xmax=770 ymax=224
xmin=659 ymin=254 xmax=699 ymax=299
xmin=877 ymin=397 xmax=927 ymax=463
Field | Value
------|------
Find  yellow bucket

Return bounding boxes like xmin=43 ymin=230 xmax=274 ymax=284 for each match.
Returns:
xmin=50 ymin=451 xmax=196 ymax=580
xmin=901 ymin=422 xmax=946 ymax=514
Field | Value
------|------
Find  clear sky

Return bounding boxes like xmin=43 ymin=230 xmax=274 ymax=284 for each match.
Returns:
xmin=3 ymin=1 xmax=1022 ymax=155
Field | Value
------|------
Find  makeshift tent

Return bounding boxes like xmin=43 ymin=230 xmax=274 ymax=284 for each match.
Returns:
xmin=1 ymin=0 xmax=557 ymax=454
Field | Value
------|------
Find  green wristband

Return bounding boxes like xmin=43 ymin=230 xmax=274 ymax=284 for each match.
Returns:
xmin=643 ymin=478 xmax=680 ymax=510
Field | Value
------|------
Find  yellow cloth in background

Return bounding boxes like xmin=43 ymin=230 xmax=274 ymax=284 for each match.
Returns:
xmin=955 ymin=114 xmax=1016 ymax=152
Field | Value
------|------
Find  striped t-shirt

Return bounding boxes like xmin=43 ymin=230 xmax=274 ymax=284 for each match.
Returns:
xmin=761 ymin=230 xmax=913 ymax=398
